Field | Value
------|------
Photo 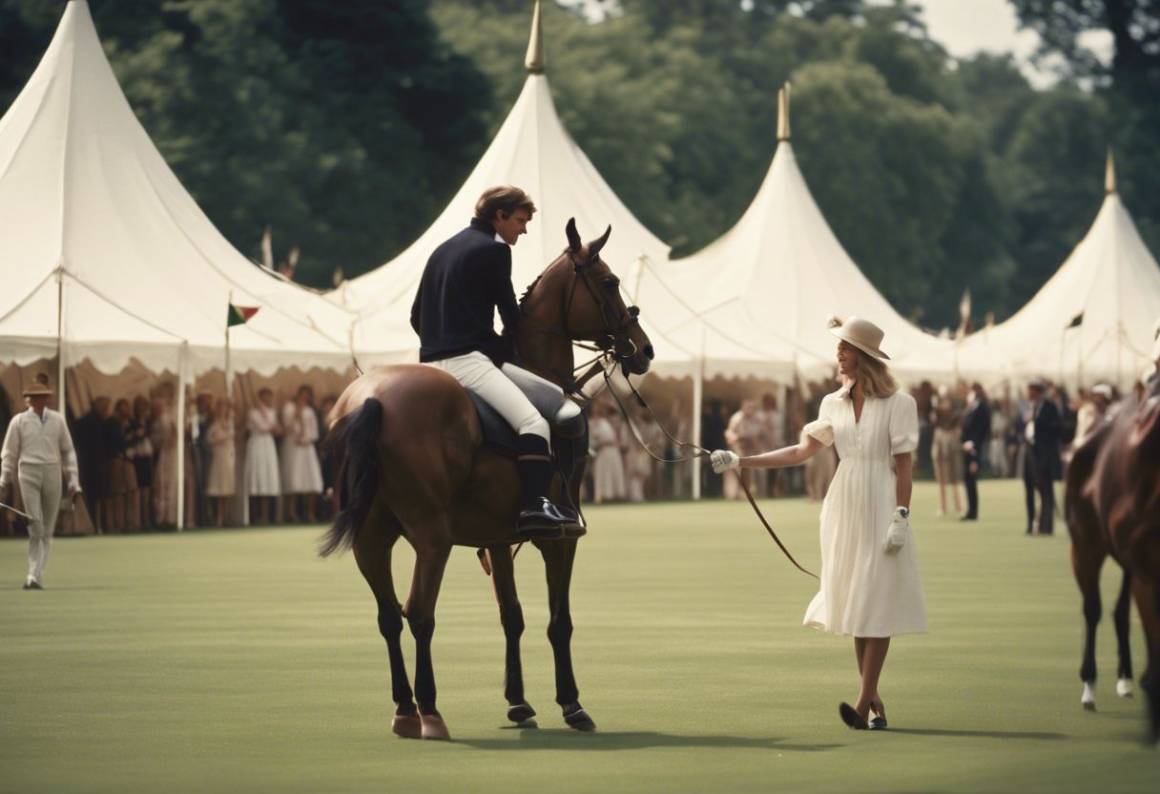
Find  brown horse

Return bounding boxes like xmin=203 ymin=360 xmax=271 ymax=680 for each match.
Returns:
xmin=320 ymin=219 xmax=653 ymax=740
xmin=1066 ymin=377 xmax=1160 ymax=741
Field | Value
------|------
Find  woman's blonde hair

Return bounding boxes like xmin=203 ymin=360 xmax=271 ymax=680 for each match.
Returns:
xmin=852 ymin=347 xmax=899 ymax=398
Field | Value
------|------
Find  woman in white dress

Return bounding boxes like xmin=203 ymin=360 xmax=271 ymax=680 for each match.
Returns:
xmin=711 ymin=317 xmax=925 ymax=731
xmin=280 ymin=385 xmax=323 ymax=522
xmin=245 ymin=388 xmax=282 ymax=524
xmin=206 ymin=398 xmax=236 ymax=527
xmin=589 ymin=405 xmax=626 ymax=503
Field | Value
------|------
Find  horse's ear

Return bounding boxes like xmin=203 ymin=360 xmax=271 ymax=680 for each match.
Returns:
xmin=565 ymin=218 xmax=582 ymax=254
xmin=588 ymin=225 xmax=612 ymax=259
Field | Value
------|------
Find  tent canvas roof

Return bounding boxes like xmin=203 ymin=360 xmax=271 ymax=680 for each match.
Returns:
xmin=631 ymin=136 xmax=954 ymax=381
xmin=956 ymin=179 xmax=1160 ymax=387
xmin=0 ymin=0 xmax=356 ymax=376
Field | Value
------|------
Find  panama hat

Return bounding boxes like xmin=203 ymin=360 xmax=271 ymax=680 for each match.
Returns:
xmin=22 ymin=382 xmax=53 ymax=397
xmin=828 ymin=316 xmax=890 ymax=360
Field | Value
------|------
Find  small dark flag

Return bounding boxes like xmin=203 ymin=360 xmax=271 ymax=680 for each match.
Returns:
xmin=1066 ymin=312 xmax=1083 ymax=329
xmin=228 ymin=304 xmax=260 ymax=327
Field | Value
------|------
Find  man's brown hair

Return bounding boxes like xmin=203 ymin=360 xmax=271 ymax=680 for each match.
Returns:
xmin=475 ymin=186 xmax=536 ymax=222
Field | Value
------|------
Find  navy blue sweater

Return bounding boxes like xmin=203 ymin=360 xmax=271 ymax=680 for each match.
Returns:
xmin=410 ymin=218 xmax=521 ymax=365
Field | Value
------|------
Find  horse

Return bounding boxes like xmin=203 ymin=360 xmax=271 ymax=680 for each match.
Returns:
xmin=1066 ymin=376 xmax=1160 ymax=741
xmin=1065 ymin=421 xmax=1136 ymax=711
xmin=320 ymin=219 xmax=653 ymax=741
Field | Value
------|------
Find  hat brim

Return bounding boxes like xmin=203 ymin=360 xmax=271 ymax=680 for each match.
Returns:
xmin=829 ymin=327 xmax=890 ymax=360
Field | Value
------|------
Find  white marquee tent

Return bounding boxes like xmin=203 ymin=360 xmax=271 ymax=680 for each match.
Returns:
xmin=0 ymin=0 xmax=358 ymax=382
xmin=629 ymin=86 xmax=955 ymax=384
xmin=955 ymin=153 xmax=1160 ymax=389
xmin=0 ymin=0 xmax=361 ymax=527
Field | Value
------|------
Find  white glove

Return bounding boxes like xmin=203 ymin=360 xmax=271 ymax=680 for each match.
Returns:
xmin=884 ymin=507 xmax=910 ymax=554
xmin=710 ymin=450 xmax=740 ymax=474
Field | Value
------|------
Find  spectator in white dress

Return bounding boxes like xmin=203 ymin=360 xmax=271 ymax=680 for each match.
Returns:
xmin=589 ymin=404 xmax=626 ymax=503
xmin=280 ymin=385 xmax=323 ymax=523
xmin=245 ymin=388 xmax=282 ymax=524
xmin=711 ymin=317 xmax=924 ymax=731
xmin=206 ymin=398 xmax=236 ymax=527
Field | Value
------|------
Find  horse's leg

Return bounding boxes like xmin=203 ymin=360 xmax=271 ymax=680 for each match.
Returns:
xmin=536 ymin=538 xmax=595 ymax=731
xmin=1072 ymin=541 xmax=1105 ymax=710
xmin=403 ymin=520 xmax=453 ymax=740
xmin=1129 ymin=575 xmax=1160 ymax=743
xmin=351 ymin=515 xmax=419 ymax=738
xmin=487 ymin=543 xmax=536 ymax=726
xmin=1113 ymin=568 xmax=1135 ymax=698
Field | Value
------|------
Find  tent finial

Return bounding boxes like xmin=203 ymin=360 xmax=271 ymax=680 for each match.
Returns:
xmin=1105 ymin=147 xmax=1116 ymax=194
xmin=777 ymin=82 xmax=791 ymax=142
xmin=525 ymin=0 xmax=545 ymax=74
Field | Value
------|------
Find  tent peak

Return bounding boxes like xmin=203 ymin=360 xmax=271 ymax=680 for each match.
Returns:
xmin=777 ymin=82 xmax=791 ymax=142
xmin=1105 ymin=147 xmax=1116 ymax=195
xmin=525 ymin=0 xmax=544 ymax=74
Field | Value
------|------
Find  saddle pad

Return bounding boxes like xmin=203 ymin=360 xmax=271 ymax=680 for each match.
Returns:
xmin=467 ymin=391 xmax=521 ymax=455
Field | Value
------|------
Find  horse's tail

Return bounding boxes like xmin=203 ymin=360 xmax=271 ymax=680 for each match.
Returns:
xmin=319 ymin=397 xmax=383 ymax=557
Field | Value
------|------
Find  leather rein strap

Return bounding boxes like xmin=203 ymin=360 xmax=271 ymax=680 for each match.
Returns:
xmin=602 ymin=366 xmax=818 ymax=580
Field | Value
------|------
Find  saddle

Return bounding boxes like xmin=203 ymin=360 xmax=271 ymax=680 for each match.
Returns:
xmin=466 ymin=392 xmax=588 ymax=465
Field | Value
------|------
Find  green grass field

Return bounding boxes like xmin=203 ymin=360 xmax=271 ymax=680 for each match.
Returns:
xmin=1 ymin=481 xmax=1156 ymax=793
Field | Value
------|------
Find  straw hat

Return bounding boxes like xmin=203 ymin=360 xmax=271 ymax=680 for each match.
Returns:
xmin=1090 ymin=383 xmax=1113 ymax=401
xmin=22 ymin=382 xmax=53 ymax=397
xmin=828 ymin=316 xmax=890 ymax=360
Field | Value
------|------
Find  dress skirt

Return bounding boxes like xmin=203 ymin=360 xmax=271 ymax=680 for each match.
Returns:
xmin=245 ymin=435 xmax=281 ymax=496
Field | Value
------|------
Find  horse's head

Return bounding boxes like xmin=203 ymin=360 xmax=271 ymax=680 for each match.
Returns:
xmin=555 ymin=218 xmax=653 ymax=376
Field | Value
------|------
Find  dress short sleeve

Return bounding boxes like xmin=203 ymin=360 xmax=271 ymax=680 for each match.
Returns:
xmin=801 ymin=394 xmax=834 ymax=447
xmin=889 ymin=392 xmax=919 ymax=455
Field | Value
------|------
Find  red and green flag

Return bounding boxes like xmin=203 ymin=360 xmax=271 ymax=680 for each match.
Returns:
xmin=228 ymin=304 xmax=260 ymax=327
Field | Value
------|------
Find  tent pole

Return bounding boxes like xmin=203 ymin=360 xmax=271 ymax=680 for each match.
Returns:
xmin=176 ymin=344 xmax=187 ymax=531
xmin=692 ymin=323 xmax=706 ymax=501
xmin=692 ymin=362 xmax=703 ymax=501
xmin=55 ymin=268 xmax=65 ymax=415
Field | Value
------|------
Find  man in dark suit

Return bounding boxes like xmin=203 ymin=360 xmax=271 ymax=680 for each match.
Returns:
xmin=410 ymin=186 xmax=579 ymax=540
xmin=1022 ymin=379 xmax=1062 ymax=535
xmin=959 ymin=382 xmax=991 ymax=521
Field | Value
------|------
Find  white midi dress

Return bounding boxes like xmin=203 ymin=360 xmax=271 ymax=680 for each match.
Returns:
xmin=279 ymin=403 xmax=323 ymax=495
xmin=244 ymin=406 xmax=281 ymax=496
xmin=801 ymin=389 xmax=927 ymax=638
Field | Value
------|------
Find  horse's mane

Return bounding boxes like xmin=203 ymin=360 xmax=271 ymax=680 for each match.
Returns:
xmin=518 ymin=274 xmax=544 ymax=310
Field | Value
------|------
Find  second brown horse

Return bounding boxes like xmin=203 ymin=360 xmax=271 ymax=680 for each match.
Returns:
xmin=321 ymin=219 xmax=653 ymax=740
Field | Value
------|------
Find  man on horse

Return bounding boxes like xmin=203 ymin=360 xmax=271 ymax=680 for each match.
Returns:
xmin=410 ymin=185 xmax=582 ymax=541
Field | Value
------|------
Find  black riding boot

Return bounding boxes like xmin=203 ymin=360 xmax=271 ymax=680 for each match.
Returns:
xmin=515 ymin=435 xmax=574 ymax=540
xmin=552 ymin=431 xmax=589 ymax=535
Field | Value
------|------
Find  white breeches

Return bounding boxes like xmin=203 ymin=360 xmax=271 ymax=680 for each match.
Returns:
xmin=18 ymin=462 xmax=62 ymax=583
xmin=429 ymin=351 xmax=580 ymax=442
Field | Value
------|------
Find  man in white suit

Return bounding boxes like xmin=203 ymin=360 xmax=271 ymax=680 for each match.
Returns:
xmin=0 ymin=380 xmax=80 ymax=589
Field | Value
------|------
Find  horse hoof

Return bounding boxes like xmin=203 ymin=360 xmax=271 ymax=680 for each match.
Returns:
xmin=1116 ymin=678 xmax=1134 ymax=698
xmin=507 ymin=703 xmax=537 ymax=725
xmin=420 ymin=713 xmax=451 ymax=741
xmin=563 ymin=704 xmax=596 ymax=732
xmin=392 ymin=714 xmax=422 ymax=739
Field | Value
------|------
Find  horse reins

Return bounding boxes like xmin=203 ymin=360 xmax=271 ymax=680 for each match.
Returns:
xmin=600 ymin=365 xmax=817 ymax=580
xmin=515 ymin=249 xmax=816 ymax=579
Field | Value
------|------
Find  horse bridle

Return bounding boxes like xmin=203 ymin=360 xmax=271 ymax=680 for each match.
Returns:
xmin=531 ymin=250 xmax=642 ymax=357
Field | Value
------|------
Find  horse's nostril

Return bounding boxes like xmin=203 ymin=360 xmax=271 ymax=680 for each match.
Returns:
xmin=644 ymin=345 xmax=654 ymax=360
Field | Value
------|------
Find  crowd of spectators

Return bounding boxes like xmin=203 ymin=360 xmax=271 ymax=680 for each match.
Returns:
xmin=1 ymin=382 xmax=338 ymax=533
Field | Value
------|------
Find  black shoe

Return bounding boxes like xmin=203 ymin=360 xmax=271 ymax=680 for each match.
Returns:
xmin=839 ymin=702 xmax=868 ymax=730
xmin=515 ymin=498 xmax=570 ymax=541
xmin=22 ymin=580 xmax=43 ymax=590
